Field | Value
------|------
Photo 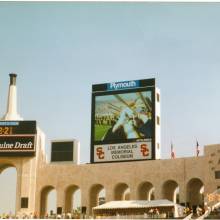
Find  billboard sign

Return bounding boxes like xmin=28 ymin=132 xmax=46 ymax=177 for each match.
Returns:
xmin=91 ymin=79 xmax=155 ymax=163
xmin=0 ymin=121 xmax=36 ymax=156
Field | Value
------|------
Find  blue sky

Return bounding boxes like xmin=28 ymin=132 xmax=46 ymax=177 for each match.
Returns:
xmin=1 ymin=2 xmax=220 ymax=213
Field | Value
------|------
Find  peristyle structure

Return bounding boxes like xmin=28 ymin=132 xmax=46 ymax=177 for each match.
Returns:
xmin=0 ymin=74 xmax=220 ymax=217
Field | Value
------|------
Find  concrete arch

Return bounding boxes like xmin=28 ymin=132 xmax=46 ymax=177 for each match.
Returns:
xmin=0 ymin=162 xmax=21 ymax=214
xmin=138 ymin=181 xmax=155 ymax=200
xmin=162 ymin=180 xmax=179 ymax=203
xmin=0 ymin=163 xmax=17 ymax=174
xmin=114 ymin=183 xmax=130 ymax=200
xmin=40 ymin=185 xmax=56 ymax=217
xmin=89 ymin=184 xmax=105 ymax=214
xmin=187 ymin=178 xmax=204 ymax=206
xmin=64 ymin=185 xmax=80 ymax=213
xmin=0 ymin=165 xmax=17 ymax=215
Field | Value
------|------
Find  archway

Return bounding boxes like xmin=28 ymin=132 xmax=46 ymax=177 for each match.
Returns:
xmin=89 ymin=184 xmax=105 ymax=214
xmin=98 ymin=188 xmax=106 ymax=205
xmin=114 ymin=183 xmax=130 ymax=200
xmin=138 ymin=181 xmax=155 ymax=200
xmin=162 ymin=180 xmax=179 ymax=203
xmin=40 ymin=185 xmax=56 ymax=217
xmin=64 ymin=185 xmax=81 ymax=213
xmin=187 ymin=178 xmax=204 ymax=206
xmin=0 ymin=165 xmax=17 ymax=217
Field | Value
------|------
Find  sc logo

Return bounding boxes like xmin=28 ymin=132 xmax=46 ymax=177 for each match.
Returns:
xmin=140 ymin=144 xmax=149 ymax=157
xmin=96 ymin=147 xmax=105 ymax=159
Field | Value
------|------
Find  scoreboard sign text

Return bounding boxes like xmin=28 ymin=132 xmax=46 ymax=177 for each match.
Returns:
xmin=0 ymin=121 xmax=36 ymax=156
xmin=94 ymin=141 xmax=152 ymax=162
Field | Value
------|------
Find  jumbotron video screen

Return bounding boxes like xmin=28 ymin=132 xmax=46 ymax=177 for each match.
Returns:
xmin=91 ymin=79 xmax=156 ymax=163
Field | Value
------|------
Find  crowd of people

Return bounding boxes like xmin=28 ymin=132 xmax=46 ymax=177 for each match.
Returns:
xmin=183 ymin=205 xmax=206 ymax=218
xmin=145 ymin=208 xmax=167 ymax=218
xmin=0 ymin=210 xmax=83 ymax=219
xmin=0 ymin=205 xmax=208 ymax=219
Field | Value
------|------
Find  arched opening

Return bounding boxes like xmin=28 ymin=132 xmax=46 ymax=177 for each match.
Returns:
xmin=40 ymin=186 xmax=56 ymax=218
xmin=114 ymin=183 xmax=130 ymax=200
xmin=89 ymin=184 xmax=105 ymax=214
xmin=0 ymin=165 xmax=17 ymax=217
xmin=174 ymin=187 xmax=180 ymax=204
xmin=162 ymin=180 xmax=179 ymax=203
xmin=64 ymin=185 xmax=81 ymax=214
xmin=138 ymin=182 xmax=155 ymax=200
xmin=98 ymin=188 xmax=106 ymax=205
xmin=124 ymin=188 xmax=131 ymax=200
xmin=187 ymin=178 xmax=204 ymax=207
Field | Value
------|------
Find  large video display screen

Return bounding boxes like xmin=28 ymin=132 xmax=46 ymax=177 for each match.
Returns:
xmin=91 ymin=79 xmax=155 ymax=163
xmin=0 ymin=121 xmax=36 ymax=156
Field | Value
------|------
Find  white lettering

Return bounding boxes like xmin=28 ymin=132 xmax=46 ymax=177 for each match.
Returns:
xmin=15 ymin=142 xmax=33 ymax=149
xmin=110 ymin=81 xmax=137 ymax=90
xmin=0 ymin=142 xmax=13 ymax=149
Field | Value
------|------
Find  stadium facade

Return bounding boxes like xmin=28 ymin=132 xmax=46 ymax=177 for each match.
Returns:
xmin=0 ymin=74 xmax=220 ymax=217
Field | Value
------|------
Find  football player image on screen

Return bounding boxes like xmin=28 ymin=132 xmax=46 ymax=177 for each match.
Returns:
xmin=94 ymin=91 xmax=152 ymax=142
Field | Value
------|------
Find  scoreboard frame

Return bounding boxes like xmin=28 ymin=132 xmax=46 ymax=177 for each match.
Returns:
xmin=90 ymin=78 xmax=156 ymax=163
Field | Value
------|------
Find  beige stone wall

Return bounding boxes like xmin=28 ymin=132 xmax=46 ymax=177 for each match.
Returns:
xmin=34 ymin=144 xmax=219 ymax=216
xmin=1 ymin=144 xmax=220 ymax=216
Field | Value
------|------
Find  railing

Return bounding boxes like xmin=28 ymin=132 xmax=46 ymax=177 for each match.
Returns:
xmin=183 ymin=213 xmax=193 ymax=220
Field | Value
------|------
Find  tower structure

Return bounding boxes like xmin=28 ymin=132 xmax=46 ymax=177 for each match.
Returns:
xmin=2 ymin=73 xmax=22 ymax=120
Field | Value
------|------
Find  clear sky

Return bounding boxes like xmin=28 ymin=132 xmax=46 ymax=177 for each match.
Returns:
xmin=1 ymin=2 xmax=220 ymax=214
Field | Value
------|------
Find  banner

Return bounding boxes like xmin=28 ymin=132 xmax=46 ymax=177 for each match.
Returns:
xmin=94 ymin=140 xmax=152 ymax=162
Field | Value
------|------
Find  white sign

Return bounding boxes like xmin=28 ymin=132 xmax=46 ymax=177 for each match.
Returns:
xmin=94 ymin=141 xmax=152 ymax=162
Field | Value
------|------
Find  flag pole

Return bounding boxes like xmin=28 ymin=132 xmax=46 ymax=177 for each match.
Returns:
xmin=196 ymin=139 xmax=200 ymax=157
xmin=171 ymin=141 xmax=175 ymax=159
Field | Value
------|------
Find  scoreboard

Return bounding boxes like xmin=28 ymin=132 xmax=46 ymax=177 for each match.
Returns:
xmin=91 ymin=79 xmax=157 ymax=163
xmin=0 ymin=121 xmax=37 ymax=156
